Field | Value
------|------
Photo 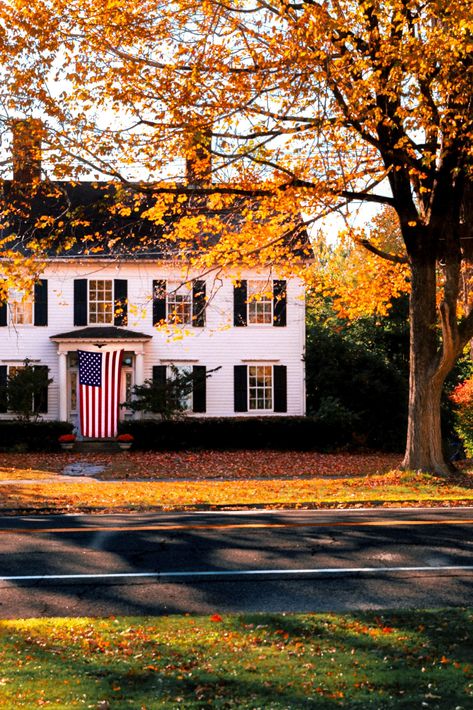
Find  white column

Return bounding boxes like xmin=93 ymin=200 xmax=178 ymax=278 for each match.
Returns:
xmin=135 ymin=351 xmax=145 ymax=386
xmin=58 ymin=350 xmax=68 ymax=421
xmin=134 ymin=351 xmax=145 ymax=420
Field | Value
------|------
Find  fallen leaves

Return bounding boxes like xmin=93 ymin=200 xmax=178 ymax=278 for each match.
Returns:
xmin=0 ymin=450 xmax=402 ymax=482
xmin=0 ymin=469 xmax=472 ymax=512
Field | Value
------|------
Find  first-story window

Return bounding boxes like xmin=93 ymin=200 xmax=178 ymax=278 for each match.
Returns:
xmin=152 ymin=364 xmax=207 ymax=414
xmin=9 ymin=288 xmax=33 ymax=325
xmin=248 ymin=365 xmax=273 ymax=410
xmin=171 ymin=365 xmax=193 ymax=410
xmin=89 ymin=280 xmax=113 ymax=324
xmin=0 ymin=363 xmax=49 ymax=415
xmin=234 ymin=364 xmax=287 ymax=413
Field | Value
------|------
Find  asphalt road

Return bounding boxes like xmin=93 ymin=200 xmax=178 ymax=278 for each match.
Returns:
xmin=0 ymin=507 xmax=472 ymax=618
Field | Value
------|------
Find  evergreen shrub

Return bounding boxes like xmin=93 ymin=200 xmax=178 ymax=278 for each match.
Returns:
xmin=118 ymin=416 xmax=353 ymax=451
xmin=0 ymin=421 xmax=73 ymax=452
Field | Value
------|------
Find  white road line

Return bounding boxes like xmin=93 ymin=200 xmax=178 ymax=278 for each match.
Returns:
xmin=2 ymin=564 xmax=473 ymax=582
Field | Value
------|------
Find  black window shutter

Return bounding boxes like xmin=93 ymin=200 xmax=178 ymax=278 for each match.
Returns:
xmin=192 ymin=365 xmax=206 ymax=413
xmin=273 ymin=365 xmax=287 ymax=412
xmin=34 ymin=365 xmax=49 ymax=414
xmin=0 ymin=366 xmax=7 ymax=412
xmin=0 ymin=301 xmax=6 ymax=327
xmin=114 ymin=279 xmax=128 ymax=326
xmin=153 ymin=280 xmax=167 ymax=326
xmin=0 ymin=282 xmax=7 ymax=327
xmin=192 ymin=280 xmax=206 ymax=327
xmin=73 ymin=279 xmax=88 ymax=326
xmin=234 ymin=365 xmax=248 ymax=412
xmin=273 ymin=280 xmax=287 ymax=327
xmin=34 ymin=279 xmax=48 ymax=326
xmin=152 ymin=365 xmax=167 ymax=412
xmin=233 ymin=281 xmax=247 ymax=327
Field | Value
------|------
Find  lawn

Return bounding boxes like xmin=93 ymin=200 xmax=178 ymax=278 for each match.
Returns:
xmin=1 ymin=470 xmax=473 ymax=513
xmin=0 ymin=610 xmax=471 ymax=708
xmin=1 ymin=451 xmax=473 ymax=513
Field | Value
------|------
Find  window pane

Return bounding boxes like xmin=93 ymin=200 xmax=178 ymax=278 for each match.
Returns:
xmin=248 ymin=365 xmax=273 ymax=410
xmin=248 ymin=281 xmax=272 ymax=325
xmin=9 ymin=289 xmax=33 ymax=325
xmin=89 ymin=280 xmax=113 ymax=324
xmin=167 ymin=291 xmax=192 ymax=325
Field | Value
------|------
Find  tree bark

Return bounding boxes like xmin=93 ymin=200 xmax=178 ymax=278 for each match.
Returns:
xmin=401 ymin=253 xmax=455 ymax=475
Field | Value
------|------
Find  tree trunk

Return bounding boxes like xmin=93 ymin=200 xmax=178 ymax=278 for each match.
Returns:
xmin=401 ymin=254 xmax=455 ymax=475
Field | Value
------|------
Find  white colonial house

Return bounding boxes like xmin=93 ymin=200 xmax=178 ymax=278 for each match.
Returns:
xmin=0 ymin=121 xmax=307 ymax=437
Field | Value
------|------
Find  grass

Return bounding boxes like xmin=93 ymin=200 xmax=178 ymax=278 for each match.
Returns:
xmin=0 ymin=610 xmax=472 ymax=708
xmin=1 ymin=470 xmax=473 ymax=512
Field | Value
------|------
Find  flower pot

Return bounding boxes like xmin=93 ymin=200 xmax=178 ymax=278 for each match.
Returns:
xmin=118 ymin=442 xmax=132 ymax=451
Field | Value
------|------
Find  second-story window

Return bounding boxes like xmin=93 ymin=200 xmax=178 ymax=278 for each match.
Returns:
xmin=247 ymin=281 xmax=273 ymax=325
xmin=89 ymin=280 xmax=113 ymax=324
xmin=167 ymin=286 xmax=192 ymax=325
xmin=9 ymin=289 xmax=33 ymax=325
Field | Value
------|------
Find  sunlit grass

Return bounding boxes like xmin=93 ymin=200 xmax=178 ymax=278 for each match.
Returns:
xmin=0 ymin=469 xmax=473 ymax=512
xmin=0 ymin=610 xmax=472 ymax=708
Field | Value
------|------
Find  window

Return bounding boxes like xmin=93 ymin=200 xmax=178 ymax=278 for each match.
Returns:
xmin=248 ymin=365 xmax=273 ymax=410
xmin=0 ymin=363 xmax=49 ymax=414
xmin=89 ymin=280 xmax=113 ymax=324
xmin=9 ymin=289 xmax=33 ymax=325
xmin=167 ymin=285 xmax=192 ymax=325
xmin=247 ymin=281 xmax=273 ymax=325
xmin=153 ymin=279 xmax=206 ymax=328
xmin=69 ymin=371 xmax=78 ymax=412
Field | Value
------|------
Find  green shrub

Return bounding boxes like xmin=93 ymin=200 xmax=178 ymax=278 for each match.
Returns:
xmin=0 ymin=421 xmax=73 ymax=452
xmin=118 ymin=416 xmax=354 ymax=452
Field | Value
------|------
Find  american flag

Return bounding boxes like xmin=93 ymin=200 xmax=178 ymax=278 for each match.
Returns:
xmin=78 ymin=349 xmax=123 ymax=438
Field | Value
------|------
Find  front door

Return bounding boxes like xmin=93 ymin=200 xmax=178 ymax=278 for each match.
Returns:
xmin=67 ymin=351 xmax=135 ymax=436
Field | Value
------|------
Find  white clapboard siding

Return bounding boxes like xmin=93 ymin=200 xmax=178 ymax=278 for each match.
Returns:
xmin=0 ymin=260 xmax=306 ymax=419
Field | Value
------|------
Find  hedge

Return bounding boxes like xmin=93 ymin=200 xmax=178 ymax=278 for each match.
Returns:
xmin=0 ymin=420 xmax=74 ymax=452
xmin=118 ymin=416 xmax=353 ymax=451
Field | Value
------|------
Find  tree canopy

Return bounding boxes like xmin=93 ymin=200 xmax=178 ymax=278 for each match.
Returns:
xmin=1 ymin=0 xmax=473 ymax=472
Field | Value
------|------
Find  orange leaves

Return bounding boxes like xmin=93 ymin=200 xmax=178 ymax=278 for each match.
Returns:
xmin=311 ymin=207 xmax=410 ymax=320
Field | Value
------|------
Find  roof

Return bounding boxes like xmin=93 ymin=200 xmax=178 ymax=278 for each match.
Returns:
xmin=0 ymin=180 xmax=311 ymax=261
xmin=50 ymin=326 xmax=152 ymax=341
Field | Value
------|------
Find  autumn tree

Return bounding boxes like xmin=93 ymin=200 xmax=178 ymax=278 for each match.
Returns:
xmin=1 ymin=0 xmax=473 ymax=473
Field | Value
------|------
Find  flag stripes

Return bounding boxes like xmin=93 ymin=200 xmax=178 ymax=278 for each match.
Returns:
xmin=78 ymin=349 xmax=123 ymax=438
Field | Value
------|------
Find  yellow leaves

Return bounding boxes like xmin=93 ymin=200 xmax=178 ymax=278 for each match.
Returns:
xmin=311 ymin=208 xmax=409 ymax=320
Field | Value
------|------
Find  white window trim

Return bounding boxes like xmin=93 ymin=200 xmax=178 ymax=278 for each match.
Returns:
xmin=167 ymin=363 xmax=193 ymax=412
xmin=166 ymin=285 xmax=193 ymax=326
xmin=8 ymin=288 xmax=34 ymax=326
xmin=248 ymin=363 xmax=274 ymax=412
xmin=88 ymin=279 xmax=114 ymax=325
xmin=247 ymin=280 xmax=274 ymax=327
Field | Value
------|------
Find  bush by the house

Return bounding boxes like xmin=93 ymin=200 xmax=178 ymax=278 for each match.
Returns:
xmin=450 ymin=378 xmax=473 ymax=457
xmin=118 ymin=415 xmax=356 ymax=452
xmin=0 ymin=421 xmax=74 ymax=452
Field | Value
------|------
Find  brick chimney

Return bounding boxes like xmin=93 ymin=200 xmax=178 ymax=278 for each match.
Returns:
xmin=11 ymin=118 xmax=43 ymax=183
xmin=185 ymin=129 xmax=212 ymax=187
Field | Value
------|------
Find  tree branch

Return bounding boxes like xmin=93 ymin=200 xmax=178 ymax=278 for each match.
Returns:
xmin=358 ymin=238 xmax=408 ymax=264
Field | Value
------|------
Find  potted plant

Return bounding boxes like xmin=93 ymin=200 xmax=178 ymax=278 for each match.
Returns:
xmin=58 ymin=433 xmax=76 ymax=451
xmin=116 ymin=433 xmax=134 ymax=450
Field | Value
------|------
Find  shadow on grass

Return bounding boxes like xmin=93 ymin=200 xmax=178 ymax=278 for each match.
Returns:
xmin=1 ymin=610 xmax=473 ymax=708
